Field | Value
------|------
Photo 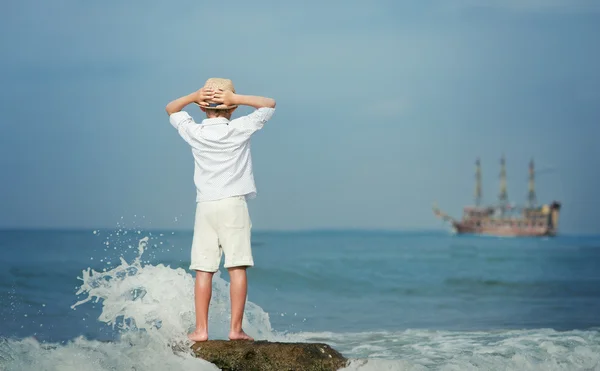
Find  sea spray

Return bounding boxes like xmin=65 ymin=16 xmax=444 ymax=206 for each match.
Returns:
xmin=71 ymin=236 xmax=276 ymax=343
xmin=0 ymin=235 xmax=281 ymax=371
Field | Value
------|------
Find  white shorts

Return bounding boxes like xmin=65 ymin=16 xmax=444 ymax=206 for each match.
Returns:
xmin=190 ymin=196 xmax=254 ymax=272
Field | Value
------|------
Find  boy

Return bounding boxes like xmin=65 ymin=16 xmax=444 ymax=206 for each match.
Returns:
xmin=165 ymin=78 xmax=276 ymax=341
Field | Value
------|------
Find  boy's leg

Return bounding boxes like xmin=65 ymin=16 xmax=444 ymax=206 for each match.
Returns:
xmin=189 ymin=270 xmax=214 ymax=342
xmin=228 ymin=266 xmax=253 ymax=340
xmin=218 ymin=196 xmax=254 ymax=340
xmin=188 ymin=201 xmax=221 ymax=342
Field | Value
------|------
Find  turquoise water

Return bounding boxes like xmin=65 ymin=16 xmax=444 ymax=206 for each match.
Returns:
xmin=1 ymin=229 xmax=600 ymax=370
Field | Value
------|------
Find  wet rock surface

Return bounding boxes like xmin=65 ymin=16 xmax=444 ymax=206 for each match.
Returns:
xmin=191 ymin=340 xmax=348 ymax=371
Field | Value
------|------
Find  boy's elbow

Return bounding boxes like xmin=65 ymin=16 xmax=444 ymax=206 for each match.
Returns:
xmin=165 ymin=104 xmax=176 ymax=115
xmin=268 ymin=99 xmax=276 ymax=109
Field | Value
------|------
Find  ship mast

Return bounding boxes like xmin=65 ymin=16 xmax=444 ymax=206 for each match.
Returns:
xmin=474 ymin=158 xmax=482 ymax=207
xmin=528 ymin=158 xmax=537 ymax=208
xmin=498 ymin=155 xmax=508 ymax=211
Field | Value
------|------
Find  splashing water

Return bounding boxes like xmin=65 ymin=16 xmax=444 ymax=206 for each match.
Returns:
xmin=70 ymin=236 xmax=276 ymax=343
xmin=0 ymin=236 xmax=279 ymax=371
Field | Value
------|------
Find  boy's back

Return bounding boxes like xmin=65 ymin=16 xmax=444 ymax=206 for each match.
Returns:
xmin=170 ymin=107 xmax=275 ymax=202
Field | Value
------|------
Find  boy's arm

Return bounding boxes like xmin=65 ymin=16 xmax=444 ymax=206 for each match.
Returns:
xmin=234 ymin=94 xmax=276 ymax=109
xmin=212 ymin=90 xmax=276 ymax=109
xmin=212 ymin=90 xmax=276 ymax=134
xmin=165 ymin=88 xmax=215 ymax=115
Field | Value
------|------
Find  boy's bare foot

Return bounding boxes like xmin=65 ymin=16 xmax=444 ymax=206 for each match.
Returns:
xmin=188 ymin=330 xmax=209 ymax=342
xmin=229 ymin=330 xmax=254 ymax=341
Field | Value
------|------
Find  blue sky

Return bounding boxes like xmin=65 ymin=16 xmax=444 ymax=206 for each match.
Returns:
xmin=1 ymin=0 xmax=599 ymax=234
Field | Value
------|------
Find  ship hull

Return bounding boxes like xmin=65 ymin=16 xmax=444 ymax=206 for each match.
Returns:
xmin=433 ymin=201 xmax=561 ymax=238
xmin=452 ymin=222 xmax=555 ymax=237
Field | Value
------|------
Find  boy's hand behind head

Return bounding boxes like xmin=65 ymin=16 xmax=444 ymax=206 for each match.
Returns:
xmin=212 ymin=89 xmax=237 ymax=108
xmin=195 ymin=88 xmax=215 ymax=107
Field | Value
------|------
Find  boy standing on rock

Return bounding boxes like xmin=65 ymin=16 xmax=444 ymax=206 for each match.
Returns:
xmin=165 ymin=78 xmax=276 ymax=341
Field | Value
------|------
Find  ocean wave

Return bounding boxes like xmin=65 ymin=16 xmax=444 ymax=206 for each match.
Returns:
xmin=0 ymin=335 xmax=219 ymax=371
xmin=2 ymin=236 xmax=600 ymax=371
xmin=297 ymin=328 xmax=600 ymax=370
xmin=0 ymin=236 xmax=275 ymax=371
xmin=3 ymin=327 xmax=599 ymax=371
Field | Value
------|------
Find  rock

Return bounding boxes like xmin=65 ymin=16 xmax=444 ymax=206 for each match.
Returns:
xmin=191 ymin=340 xmax=348 ymax=371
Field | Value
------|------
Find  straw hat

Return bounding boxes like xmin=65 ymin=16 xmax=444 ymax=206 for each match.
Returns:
xmin=197 ymin=77 xmax=237 ymax=110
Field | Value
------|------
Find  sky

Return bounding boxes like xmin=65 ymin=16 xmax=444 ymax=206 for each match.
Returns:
xmin=1 ymin=0 xmax=599 ymax=234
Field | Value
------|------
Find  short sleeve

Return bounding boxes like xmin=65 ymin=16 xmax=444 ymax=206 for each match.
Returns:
xmin=169 ymin=111 xmax=196 ymax=143
xmin=170 ymin=111 xmax=194 ymax=129
xmin=231 ymin=107 xmax=275 ymax=134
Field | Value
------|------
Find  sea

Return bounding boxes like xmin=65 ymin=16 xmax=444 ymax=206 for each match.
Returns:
xmin=1 ymin=228 xmax=600 ymax=370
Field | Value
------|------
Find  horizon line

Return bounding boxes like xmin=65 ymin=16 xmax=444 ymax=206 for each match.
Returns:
xmin=0 ymin=227 xmax=596 ymax=238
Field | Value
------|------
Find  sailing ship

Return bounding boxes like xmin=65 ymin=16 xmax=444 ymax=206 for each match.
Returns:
xmin=432 ymin=157 xmax=561 ymax=237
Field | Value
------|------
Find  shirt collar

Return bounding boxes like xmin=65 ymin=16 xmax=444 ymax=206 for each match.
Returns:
xmin=201 ymin=117 xmax=230 ymax=126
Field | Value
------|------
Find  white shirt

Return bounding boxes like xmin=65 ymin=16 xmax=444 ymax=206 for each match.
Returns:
xmin=169 ymin=108 xmax=275 ymax=202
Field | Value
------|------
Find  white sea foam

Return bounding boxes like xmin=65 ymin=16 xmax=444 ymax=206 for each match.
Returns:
xmin=299 ymin=329 xmax=600 ymax=370
xmin=1 ymin=236 xmax=600 ymax=371
xmin=0 ymin=335 xmax=219 ymax=371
